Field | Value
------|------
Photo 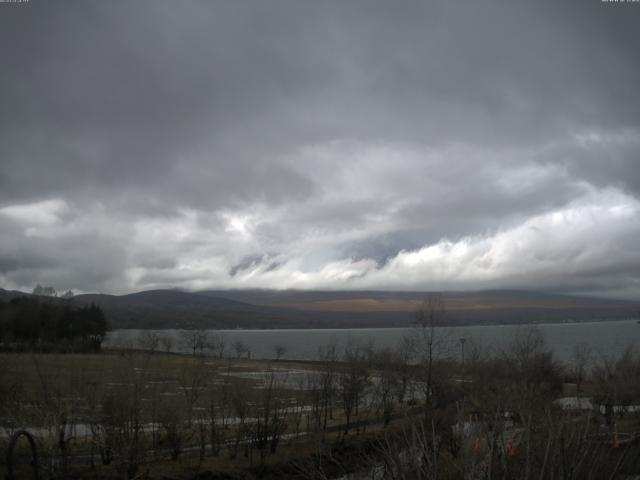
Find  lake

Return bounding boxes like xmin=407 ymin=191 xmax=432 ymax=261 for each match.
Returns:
xmin=104 ymin=319 xmax=640 ymax=364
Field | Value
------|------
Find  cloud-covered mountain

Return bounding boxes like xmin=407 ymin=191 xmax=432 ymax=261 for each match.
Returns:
xmin=3 ymin=288 xmax=637 ymax=329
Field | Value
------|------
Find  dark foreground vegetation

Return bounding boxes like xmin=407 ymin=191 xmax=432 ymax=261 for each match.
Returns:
xmin=0 ymin=296 xmax=108 ymax=353
xmin=1 ymin=297 xmax=640 ymax=479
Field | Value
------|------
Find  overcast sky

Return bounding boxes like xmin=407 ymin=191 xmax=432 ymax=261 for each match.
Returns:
xmin=1 ymin=1 xmax=640 ymax=298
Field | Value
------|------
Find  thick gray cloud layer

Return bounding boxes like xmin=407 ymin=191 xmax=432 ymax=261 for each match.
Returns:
xmin=1 ymin=0 xmax=639 ymax=297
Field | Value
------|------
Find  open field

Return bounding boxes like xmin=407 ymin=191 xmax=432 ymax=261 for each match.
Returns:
xmin=0 ymin=352 xmax=310 ymax=398
xmin=3 ymin=328 xmax=640 ymax=479
xmin=0 ymin=350 xmax=414 ymax=479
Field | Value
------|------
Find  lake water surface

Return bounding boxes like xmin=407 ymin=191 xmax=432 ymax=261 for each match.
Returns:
xmin=104 ymin=319 xmax=640 ymax=363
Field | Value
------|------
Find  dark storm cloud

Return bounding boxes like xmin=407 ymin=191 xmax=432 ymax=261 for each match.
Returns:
xmin=1 ymin=0 xmax=639 ymax=296
xmin=0 ymin=213 xmax=130 ymax=293
xmin=229 ymin=254 xmax=282 ymax=277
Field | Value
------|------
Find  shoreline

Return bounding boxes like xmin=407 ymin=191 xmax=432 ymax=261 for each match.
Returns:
xmin=108 ymin=317 xmax=639 ymax=332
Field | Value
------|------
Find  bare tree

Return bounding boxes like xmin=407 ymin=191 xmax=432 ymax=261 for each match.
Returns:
xmin=159 ymin=334 xmax=174 ymax=354
xmin=178 ymin=357 xmax=207 ymax=425
xmin=158 ymin=399 xmax=184 ymax=461
xmin=409 ymin=293 xmax=450 ymax=414
xmin=229 ymin=382 xmax=251 ymax=459
xmin=137 ymin=331 xmax=160 ymax=353
xmin=318 ymin=341 xmax=338 ymax=430
xmin=233 ymin=339 xmax=247 ymax=359
xmin=31 ymin=355 xmax=80 ymax=476
xmin=504 ymin=325 xmax=560 ymax=398
xmin=207 ymin=360 xmax=233 ymax=456
xmin=374 ymin=348 xmax=398 ymax=427
xmin=98 ymin=356 xmax=148 ymax=479
xmin=400 ymin=346 xmax=417 ymax=404
xmin=254 ymin=369 xmax=289 ymax=461
xmin=304 ymin=370 xmax=324 ymax=434
xmin=289 ymin=375 xmax=307 ymax=439
xmin=571 ymin=341 xmax=592 ymax=393
xmin=273 ymin=344 xmax=287 ymax=361
xmin=592 ymin=345 xmax=640 ymax=427
xmin=208 ymin=332 xmax=226 ymax=358
xmin=181 ymin=328 xmax=209 ymax=356
xmin=340 ymin=339 xmax=371 ymax=435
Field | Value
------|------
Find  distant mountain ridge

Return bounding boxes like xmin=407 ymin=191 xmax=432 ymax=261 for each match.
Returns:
xmin=1 ymin=288 xmax=638 ymax=329
xmin=196 ymin=289 xmax=636 ymax=311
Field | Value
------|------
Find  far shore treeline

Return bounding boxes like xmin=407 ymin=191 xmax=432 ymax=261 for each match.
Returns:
xmin=0 ymin=296 xmax=109 ymax=352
